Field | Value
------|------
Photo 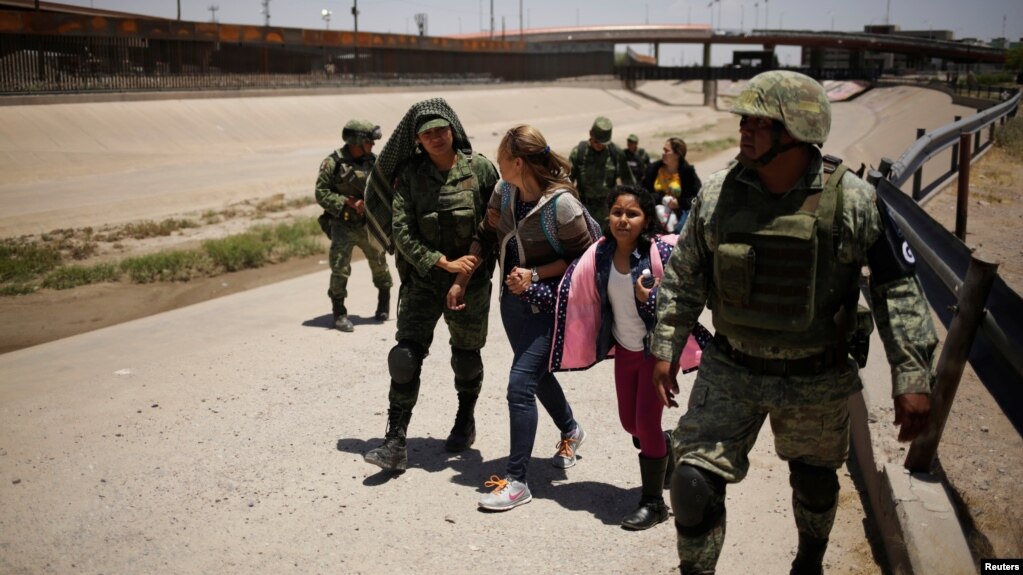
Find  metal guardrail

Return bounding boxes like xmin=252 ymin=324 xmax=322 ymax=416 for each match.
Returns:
xmin=873 ymin=90 xmax=1023 ymax=435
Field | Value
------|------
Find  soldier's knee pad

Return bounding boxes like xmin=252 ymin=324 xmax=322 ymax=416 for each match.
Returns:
xmin=671 ymin=464 xmax=726 ymax=536
xmin=789 ymin=461 xmax=839 ymax=512
xmin=450 ymin=348 xmax=483 ymax=382
xmin=388 ymin=341 xmax=423 ymax=385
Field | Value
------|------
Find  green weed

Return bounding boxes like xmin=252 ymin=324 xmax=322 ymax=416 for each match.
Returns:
xmin=42 ymin=262 xmax=120 ymax=290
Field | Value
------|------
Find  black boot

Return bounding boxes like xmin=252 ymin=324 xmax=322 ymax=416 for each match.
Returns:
xmin=444 ymin=392 xmax=478 ymax=452
xmin=332 ymin=301 xmax=354 ymax=332
xmin=364 ymin=407 xmax=412 ymax=471
xmin=790 ymin=533 xmax=828 ymax=575
xmin=622 ymin=454 xmax=670 ymax=530
xmin=374 ymin=289 xmax=390 ymax=322
xmin=664 ymin=430 xmax=676 ymax=488
xmin=680 ymin=563 xmax=716 ymax=575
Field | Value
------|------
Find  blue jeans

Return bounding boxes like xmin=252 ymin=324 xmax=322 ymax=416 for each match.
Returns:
xmin=500 ymin=291 xmax=578 ymax=482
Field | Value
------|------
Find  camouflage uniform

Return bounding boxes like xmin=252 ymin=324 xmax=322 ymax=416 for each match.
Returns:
xmin=569 ymin=117 xmax=636 ymax=225
xmin=389 ymin=150 xmax=499 ymax=410
xmin=624 ymin=134 xmax=651 ymax=183
xmin=650 ymin=71 xmax=938 ymax=574
xmin=315 ymin=146 xmax=392 ymax=318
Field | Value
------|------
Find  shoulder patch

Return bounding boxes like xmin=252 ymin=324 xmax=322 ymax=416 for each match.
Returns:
xmin=320 ymin=157 xmax=331 ymax=173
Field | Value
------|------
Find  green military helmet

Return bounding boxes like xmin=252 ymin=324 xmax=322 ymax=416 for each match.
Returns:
xmin=590 ymin=116 xmax=613 ymax=145
xmin=342 ymin=119 xmax=383 ymax=146
xmin=730 ymin=71 xmax=831 ymax=145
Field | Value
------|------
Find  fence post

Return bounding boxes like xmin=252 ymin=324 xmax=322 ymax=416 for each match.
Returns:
xmin=912 ymin=128 xmax=925 ymax=199
xmin=955 ymin=132 xmax=972 ymax=241
xmin=950 ymin=115 xmax=961 ymax=172
xmin=904 ymin=255 xmax=999 ymax=472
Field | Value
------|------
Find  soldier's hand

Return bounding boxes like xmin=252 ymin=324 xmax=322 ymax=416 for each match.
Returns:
xmin=446 ymin=283 xmax=466 ymax=311
xmin=653 ymin=360 xmax=679 ymax=408
xmin=894 ymin=393 xmax=930 ymax=442
xmin=354 ymin=199 xmax=365 ymax=216
xmin=441 ymin=255 xmax=478 ymax=275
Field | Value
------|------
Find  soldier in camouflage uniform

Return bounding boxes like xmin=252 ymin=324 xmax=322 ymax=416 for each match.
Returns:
xmin=569 ymin=116 xmax=637 ymax=226
xmin=650 ymin=71 xmax=938 ymax=575
xmin=363 ymin=104 xmax=499 ymax=472
xmin=315 ymin=119 xmax=392 ymax=332
xmin=624 ymin=133 xmax=651 ymax=183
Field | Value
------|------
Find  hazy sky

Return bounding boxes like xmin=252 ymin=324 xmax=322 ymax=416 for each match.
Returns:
xmin=54 ymin=0 xmax=1021 ymax=66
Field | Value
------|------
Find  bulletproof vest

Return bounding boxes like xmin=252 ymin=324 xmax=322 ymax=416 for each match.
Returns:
xmin=332 ymin=150 xmax=374 ymax=200
xmin=411 ymin=153 xmax=485 ymax=260
xmin=711 ymin=160 xmax=857 ymax=349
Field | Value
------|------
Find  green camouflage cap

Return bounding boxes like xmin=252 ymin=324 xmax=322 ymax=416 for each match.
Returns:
xmin=627 ymin=134 xmax=639 ymax=142
xmin=590 ymin=116 xmax=613 ymax=145
xmin=730 ymin=70 xmax=831 ymax=145
xmin=416 ymin=116 xmax=450 ymax=134
xmin=342 ymin=118 xmax=382 ymax=145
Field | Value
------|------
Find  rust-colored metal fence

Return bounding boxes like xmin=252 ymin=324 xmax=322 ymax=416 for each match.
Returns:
xmin=0 ymin=9 xmax=613 ymax=94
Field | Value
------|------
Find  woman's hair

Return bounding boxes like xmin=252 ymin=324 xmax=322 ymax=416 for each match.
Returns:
xmin=499 ymin=125 xmax=578 ymax=198
xmin=603 ymin=185 xmax=659 ymax=251
xmin=665 ymin=137 xmax=688 ymax=162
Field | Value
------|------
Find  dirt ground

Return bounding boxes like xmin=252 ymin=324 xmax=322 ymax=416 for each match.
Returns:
xmin=1 ymin=86 xmax=1020 ymax=570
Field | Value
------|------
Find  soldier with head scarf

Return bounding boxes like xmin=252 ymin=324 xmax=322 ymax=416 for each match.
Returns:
xmin=314 ymin=119 xmax=391 ymax=331
xmin=363 ymin=98 xmax=498 ymax=472
xmin=650 ymin=71 xmax=938 ymax=574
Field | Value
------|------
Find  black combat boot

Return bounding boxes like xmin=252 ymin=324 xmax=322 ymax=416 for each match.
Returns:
xmin=332 ymin=301 xmax=354 ymax=332
xmin=622 ymin=454 xmax=670 ymax=530
xmin=374 ymin=289 xmax=390 ymax=322
xmin=364 ymin=407 xmax=412 ymax=471
xmin=444 ymin=392 xmax=478 ymax=452
xmin=789 ymin=533 xmax=829 ymax=575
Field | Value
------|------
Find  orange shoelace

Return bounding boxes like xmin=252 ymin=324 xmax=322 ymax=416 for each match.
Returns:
xmin=484 ymin=475 xmax=507 ymax=493
xmin=556 ymin=437 xmax=579 ymax=459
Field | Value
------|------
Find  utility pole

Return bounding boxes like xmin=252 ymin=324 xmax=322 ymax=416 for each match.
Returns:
xmin=208 ymin=4 xmax=219 ymax=23
xmin=261 ymin=0 xmax=271 ymax=27
xmin=352 ymin=0 xmax=359 ymax=78
xmin=519 ymin=0 xmax=523 ymax=40
xmin=177 ymin=0 xmax=181 ymax=21
xmin=490 ymin=0 xmax=494 ymax=39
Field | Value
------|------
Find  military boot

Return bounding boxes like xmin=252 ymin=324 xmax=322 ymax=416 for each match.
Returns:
xmin=621 ymin=454 xmax=670 ymax=530
xmin=374 ymin=289 xmax=390 ymax=322
xmin=789 ymin=533 xmax=828 ymax=575
xmin=364 ymin=407 xmax=412 ymax=471
xmin=444 ymin=392 xmax=478 ymax=452
xmin=332 ymin=301 xmax=354 ymax=332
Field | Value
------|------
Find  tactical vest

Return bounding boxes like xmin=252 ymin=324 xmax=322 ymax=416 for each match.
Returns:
xmin=411 ymin=153 xmax=486 ymax=260
xmin=331 ymin=150 xmax=373 ymax=200
xmin=711 ymin=160 xmax=858 ymax=350
xmin=575 ymin=141 xmax=622 ymax=197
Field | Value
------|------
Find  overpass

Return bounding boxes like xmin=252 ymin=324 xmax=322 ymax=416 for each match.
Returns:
xmin=455 ymin=24 xmax=1007 ymax=66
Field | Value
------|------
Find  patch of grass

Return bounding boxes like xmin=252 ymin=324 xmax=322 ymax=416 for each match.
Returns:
xmin=42 ymin=262 xmax=120 ymax=290
xmin=995 ymin=117 xmax=1023 ymax=159
xmin=0 ymin=241 xmax=63 ymax=283
xmin=0 ymin=283 xmax=38 ymax=296
xmin=689 ymin=137 xmax=738 ymax=155
xmin=203 ymin=233 xmax=272 ymax=272
xmin=115 ymin=218 xmax=199 ymax=241
xmin=120 ymin=250 xmax=213 ymax=283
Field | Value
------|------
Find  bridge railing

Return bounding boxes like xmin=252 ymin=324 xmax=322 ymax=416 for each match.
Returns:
xmin=871 ymin=89 xmax=1023 ymax=436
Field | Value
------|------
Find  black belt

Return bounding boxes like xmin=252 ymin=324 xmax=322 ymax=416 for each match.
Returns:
xmin=713 ymin=334 xmax=838 ymax=377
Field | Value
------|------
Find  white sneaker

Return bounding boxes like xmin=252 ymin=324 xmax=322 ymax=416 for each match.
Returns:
xmin=478 ymin=475 xmax=532 ymax=511
xmin=553 ymin=424 xmax=587 ymax=469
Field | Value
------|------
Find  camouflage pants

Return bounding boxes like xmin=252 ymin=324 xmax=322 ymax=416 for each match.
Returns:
xmin=583 ymin=197 xmax=609 ymax=231
xmin=388 ymin=269 xmax=492 ymax=410
xmin=328 ymin=219 xmax=392 ymax=305
xmin=670 ymin=343 xmax=860 ymax=569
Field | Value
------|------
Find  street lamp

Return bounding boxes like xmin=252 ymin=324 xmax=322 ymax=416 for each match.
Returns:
xmin=321 ymin=9 xmax=332 ymax=30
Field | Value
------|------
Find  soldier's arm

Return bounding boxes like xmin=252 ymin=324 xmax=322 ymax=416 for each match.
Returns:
xmin=854 ymin=184 xmax=937 ymax=397
xmin=569 ymin=146 xmax=580 ymax=183
xmin=314 ymin=156 xmax=347 ymax=217
xmin=392 ymin=169 xmax=443 ymax=277
xmin=651 ymin=192 xmax=712 ymax=363
xmin=618 ymin=151 xmax=637 ymax=185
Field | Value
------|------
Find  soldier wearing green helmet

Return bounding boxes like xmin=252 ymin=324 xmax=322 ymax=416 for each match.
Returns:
xmin=315 ymin=118 xmax=392 ymax=331
xmin=569 ymin=116 xmax=636 ymax=226
xmin=650 ymin=71 xmax=938 ymax=574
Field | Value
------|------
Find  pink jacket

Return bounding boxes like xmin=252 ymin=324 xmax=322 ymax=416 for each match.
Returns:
xmin=549 ymin=234 xmax=705 ymax=372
